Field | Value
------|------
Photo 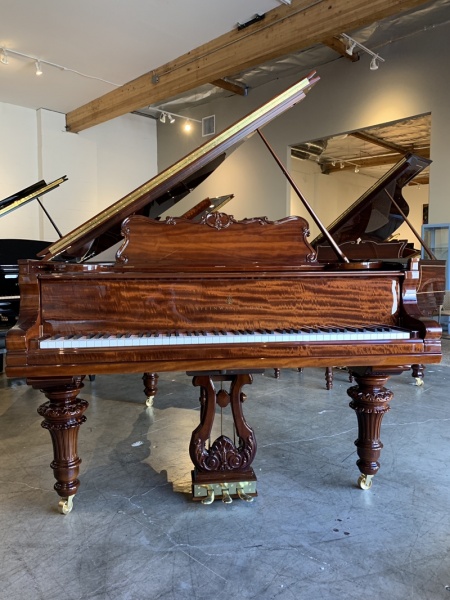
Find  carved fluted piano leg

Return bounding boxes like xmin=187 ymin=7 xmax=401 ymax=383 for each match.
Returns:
xmin=143 ymin=372 xmax=159 ymax=406
xmin=28 ymin=376 xmax=88 ymax=514
xmin=188 ymin=370 xmax=260 ymax=503
xmin=347 ymin=370 xmax=399 ymax=489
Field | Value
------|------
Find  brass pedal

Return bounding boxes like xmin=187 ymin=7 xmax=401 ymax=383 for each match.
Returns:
xmin=193 ymin=480 xmax=257 ymax=503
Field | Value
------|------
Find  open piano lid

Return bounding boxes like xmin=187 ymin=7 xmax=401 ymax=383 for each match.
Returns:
xmin=38 ymin=72 xmax=319 ymax=262
xmin=0 ymin=176 xmax=67 ymax=219
xmin=311 ymin=153 xmax=431 ymax=248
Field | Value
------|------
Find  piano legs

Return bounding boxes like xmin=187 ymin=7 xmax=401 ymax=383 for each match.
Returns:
xmin=347 ymin=369 xmax=402 ymax=489
xmin=27 ymin=366 xmax=411 ymax=512
xmin=143 ymin=372 xmax=159 ymax=406
xmin=412 ymin=363 xmax=425 ymax=386
xmin=188 ymin=370 xmax=262 ymax=504
xmin=29 ymin=376 xmax=88 ymax=514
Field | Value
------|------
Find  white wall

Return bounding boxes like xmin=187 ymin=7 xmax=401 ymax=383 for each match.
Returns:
xmin=0 ymin=105 xmax=157 ymax=243
xmin=157 ymin=21 xmax=450 ymax=241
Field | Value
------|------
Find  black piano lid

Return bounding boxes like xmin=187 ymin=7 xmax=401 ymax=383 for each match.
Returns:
xmin=38 ymin=72 xmax=320 ymax=262
xmin=0 ymin=176 xmax=68 ymax=219
xmin=311 ymin=153 xmax=431 ymax=248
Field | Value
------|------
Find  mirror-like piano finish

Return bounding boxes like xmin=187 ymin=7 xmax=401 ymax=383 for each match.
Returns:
xmin=5 ymin=73 xmax=442 ymax=512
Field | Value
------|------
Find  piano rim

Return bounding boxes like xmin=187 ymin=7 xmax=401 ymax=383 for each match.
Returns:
xmin=5 ymin=339 xmax=442 ymax=378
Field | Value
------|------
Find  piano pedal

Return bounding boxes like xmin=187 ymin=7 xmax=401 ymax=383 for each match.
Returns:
xmin=220 ymin=484 xmax=233 ymax=504
xmin=193 ymin=480 xmax=257 ymax=504
xmin=201 ymin=486 xmax=215 ymax=505
xmin=236 ymin=484 xmax=254 ymax=502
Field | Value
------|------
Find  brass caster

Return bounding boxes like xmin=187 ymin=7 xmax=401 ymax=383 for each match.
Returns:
xmin=201 ymin=486 xmax=215 ymax=505
xmin=357 ymin=474 xmax=373 ymax=490
xmin=220 ymin=485 xmax=233 ymax=504
xmin=145 ymin=395 xmax=154 ymax=407
xmin=58 ymin=495 xmax=74 ymax=515
xmin=415 ymin=378 xmax=424 ymax=386
xmin=237 ymin=485 xmax=254 ymax=502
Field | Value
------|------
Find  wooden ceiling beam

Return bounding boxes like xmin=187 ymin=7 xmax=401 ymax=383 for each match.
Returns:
xmin=349 ymin=131 xmax=411 ymax=154
xmin=66 ymin=0 xmax=431 ymax=132
xmin=322 ymin=36 xmax=360 ymax=61
xmin=211 ymin=78 xmax=248 ymax=96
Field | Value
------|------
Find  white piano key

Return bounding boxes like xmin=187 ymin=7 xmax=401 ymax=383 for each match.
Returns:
xmin=39 ymin=325 xmax=412 ymax=349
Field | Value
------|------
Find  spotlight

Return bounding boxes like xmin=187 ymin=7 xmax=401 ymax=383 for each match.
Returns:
xmin=168 ymin=114 xmax=175 ymax=124
xmin=370 ymin=56 xmax=379 ymax=71
xmin=354 ymin=166 xmax=360 ymax=173
xmin=35 ymin=60 xmax=43 ymax=75
xmin=340 ymin=162 xmax=345 ymax=169
xmin=346 ymin=41 xmax=356 ymax=56
xmin=0 ymin=48 xmax=8 ymax=65
xmin=183 ymin=120 xmax=192 ymax=132
xmin=159 ymin=112 xmax=166 ymax=123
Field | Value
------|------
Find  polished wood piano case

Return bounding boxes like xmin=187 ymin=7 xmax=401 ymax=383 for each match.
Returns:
xmin=5 ymin=72 xmax=442 ymax=512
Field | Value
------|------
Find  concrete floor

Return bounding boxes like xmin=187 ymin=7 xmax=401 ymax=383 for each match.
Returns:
xmin=1 ymin=340 xmax=450 ymax=600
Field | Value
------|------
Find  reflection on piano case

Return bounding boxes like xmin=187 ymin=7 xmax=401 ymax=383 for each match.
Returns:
xmin=5 ymin=72 xmax=442 ymax=513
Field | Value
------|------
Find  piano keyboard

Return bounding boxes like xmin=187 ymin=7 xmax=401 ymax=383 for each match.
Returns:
xmin=39 ymin=326 xmax=411 ymax=349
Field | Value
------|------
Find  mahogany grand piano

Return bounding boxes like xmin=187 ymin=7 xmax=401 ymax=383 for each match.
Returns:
xmin=6 ymin=73 xmax=442 ymax=512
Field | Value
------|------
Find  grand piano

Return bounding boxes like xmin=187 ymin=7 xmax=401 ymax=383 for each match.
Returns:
xmin=6 ymin=72 xmax=442 ymax=512
xmin=0 ymin=177 xmax=68 ymax=327
xmin=310 ymin=153 xmax=445 ymax=387
xmin=312 ymin=153 xmax=445 ymax=316
xmin=0 ymin=177 xmax=68 ymax=372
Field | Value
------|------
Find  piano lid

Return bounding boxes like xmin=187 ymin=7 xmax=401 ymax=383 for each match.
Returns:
xmin=38 ymin=72 xmax=319 ymax=262
xmin=311 ymin=153 xmax=431 ymax=248
xmin=0 ymin=176 xmax=67 ymax=219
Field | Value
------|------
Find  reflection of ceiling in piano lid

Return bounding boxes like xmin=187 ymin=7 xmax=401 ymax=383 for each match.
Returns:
xmin=291 ymin=113 xmax=431 ymax=184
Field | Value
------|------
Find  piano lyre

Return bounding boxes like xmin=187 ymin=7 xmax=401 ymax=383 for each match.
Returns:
xmin=5 ymin=72 xmax=442 ymax=512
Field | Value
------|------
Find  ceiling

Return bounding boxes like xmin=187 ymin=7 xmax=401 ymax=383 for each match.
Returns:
xmin=0 ymin=0 xmax=285 ymax=114
xmin=1 ymin=0 xmax=448 ymax=177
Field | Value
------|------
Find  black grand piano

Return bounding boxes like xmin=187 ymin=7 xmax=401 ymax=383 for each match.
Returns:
xmin=0 ymin=177 xmax=69 ymax=327
xmin=312 ymin=153 xmax=445 ymax=316
xmin=0 ymin=178 xmax=69 ymax=370
xmin=309 ymin=153 xmax=445 ymax=387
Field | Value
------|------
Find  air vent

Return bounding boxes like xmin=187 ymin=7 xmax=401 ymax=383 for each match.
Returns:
xmin=202 ymin=115 xmax=215 ymax=137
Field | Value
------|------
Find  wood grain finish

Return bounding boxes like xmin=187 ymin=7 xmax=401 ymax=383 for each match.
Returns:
xmin=5 ymin=212 xmax=442 ymax=509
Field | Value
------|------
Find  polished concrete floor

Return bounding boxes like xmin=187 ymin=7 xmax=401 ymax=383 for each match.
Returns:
xmin=1 ymin=340 xmax=450 ymax=600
